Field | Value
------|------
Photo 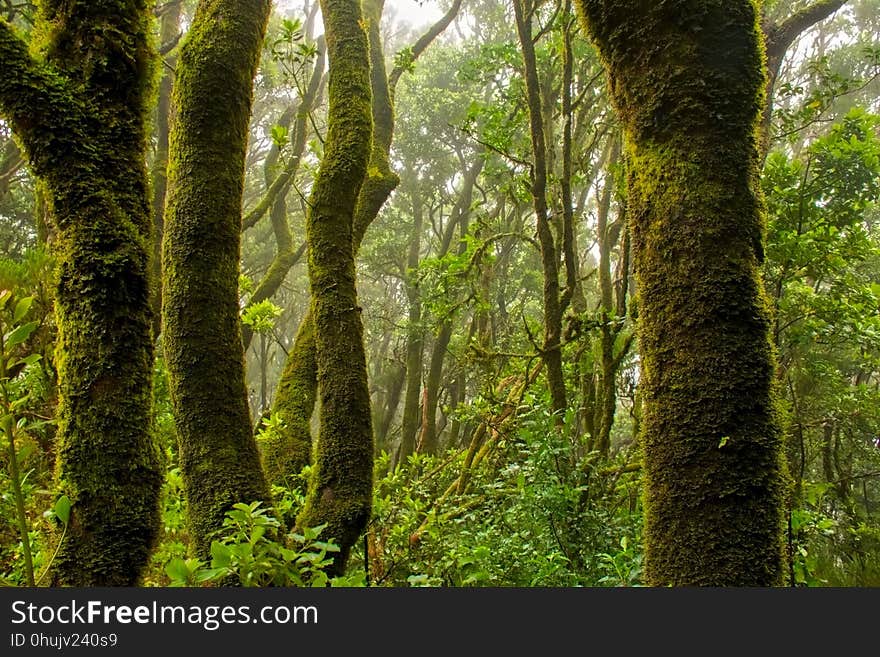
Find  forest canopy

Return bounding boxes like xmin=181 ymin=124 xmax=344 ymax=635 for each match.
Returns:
xmin=0 ymin=0 xmax=878 ymax=587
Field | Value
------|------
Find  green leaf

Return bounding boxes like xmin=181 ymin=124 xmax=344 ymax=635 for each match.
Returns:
xmin=210 ymin=541 xmax=232 ymax=568
xmin=54 ymin=495 xmax=71 ymax=525
xmin=12 ymin=297 xmax=34 ymax=324
xmin=165 ymin=558 xmax=190 ymax=583
xmin=195 ymin=568 xmax=225 ymax=583
xmin=14 ymin=354 xmax=42 ymax=368
xmin=270 ymin=124 xmax=289 ymax=148
xmin=5 ymin=321 xmax=38 ymax=348
xmin=718 ymin=435 xmax=730 ymax=448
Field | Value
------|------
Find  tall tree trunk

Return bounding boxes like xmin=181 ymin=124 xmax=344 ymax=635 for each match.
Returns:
xmin=268 ymin=0 xmax=458 ymax=483
xmin=295 ymin=0 xmax=374 ymax=575
xmin=399 ymin=184 xmax=425 ymax=462
xmin=162 ymin=0 xmax=272 ymax=557
xmin=0 ymin=1 xmax=162 ymax=585
xmin=593 ymin=137 xmax=621 ymax=456
xmin=150 ymin=0 xmax=181 ymax=339
xmin=578 ymin=0 xmax=786 ymax=586
xmin=267 ymin=0 xmax=399 ymax=486
xmin=514 ymin=0 xmax=567 ymax=418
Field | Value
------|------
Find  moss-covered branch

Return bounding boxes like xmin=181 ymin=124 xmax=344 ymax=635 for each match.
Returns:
xmin=162 ymin=0 xmax=272 ymax=558
xmin=0 ymin=20 xmax=82 ymax=176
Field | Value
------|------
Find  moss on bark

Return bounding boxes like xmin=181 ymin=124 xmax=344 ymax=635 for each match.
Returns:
xmin=0 ymin=2 xmax=162 ymax=585
xmin=295 ymin=0 xmax=374 ymax=575
xmin=162 ymin=0 xmax=271 ymax=558
xmin=577 ymin=0 xmax=786 ymax=585
xmin=267 ymin=0 xmax=399 ymax=492
xmin=264 ymin=311 xmax=318 ymax=485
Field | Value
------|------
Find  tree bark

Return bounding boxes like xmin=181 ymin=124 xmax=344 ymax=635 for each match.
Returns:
xmin=514 ymin=0 xmax=567 ymax=419
xmin=162 ymin=0 xmax=272 ymax=558
xmin=399 ymin=184 xmax=425 ymax=462
xmin=578 ymin=0 xmax=786 ymax=586
xmin=149 ymin=0 xmax=181 ymax=340
xmin=295 ymin=0 xmax=374 ymax=574
xmin=0 ymin=2 xmax=162 ymax=585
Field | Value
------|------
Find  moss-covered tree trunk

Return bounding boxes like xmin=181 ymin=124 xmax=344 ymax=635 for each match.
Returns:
xmin=266 ymin=0 xmax=401 ymax=489
xmin=578 ymin=0 xmax=786 ymax=586
xmin=162 ymin=0 xmax=271 ymax=557
xmin=295 ymin=0 xmax=374 ymax=575
xmin=149 ymin=0 xmax=181 ymax=340
xmin=514 ymin=0 xmax=567 ymax=419
xmin=0 ymin=1 xmax=163 ymax=585
xmin=266 ymin=0 xmax=460 ymax=485
xmin=263 ymin=312 xmax=317 ymax=484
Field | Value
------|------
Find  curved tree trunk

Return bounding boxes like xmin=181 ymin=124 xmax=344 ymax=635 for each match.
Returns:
xmin=267 ymin=0 xmax=460 ymax=485
xmin=295 ymin=0 xmax=374 ymax=575
xmin=0 ymin=2 xmax=162 ymax=585
xmin=162 ymin=0 xmax=271 ymax=557
xmin=578 ymin=0 xmax=786 ymax=586
xmin=264 ymin=311 xmax=317 ymax=485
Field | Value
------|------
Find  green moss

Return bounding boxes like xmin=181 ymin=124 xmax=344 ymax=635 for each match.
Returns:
xmin=295 ymin=0 xmax=374 ymax=575
xmin=1 ymin=3 xmax=163 ymax=585
xmin=264 ymin=312 xmax=317 ymax=486
xmin=578 ymin=0 xmax=785 ymax=585
xmin=162 ymin=0 xmax=272 ymax=558
xmin=270 ymin=0 xmax=399 ymax=554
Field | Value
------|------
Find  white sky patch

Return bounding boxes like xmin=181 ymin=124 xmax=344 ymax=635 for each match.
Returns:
xmin=275 ymin=0 xmax=445 ymax=32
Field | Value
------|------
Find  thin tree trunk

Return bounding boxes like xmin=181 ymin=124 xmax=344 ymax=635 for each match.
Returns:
xmin=593 ymin=137 xmax=621 ymax=456
xmin=399 ymin=184 xmax=425 ymax=462
xmin=514 ymin=0 xmax=567 ymax=418
xmin=150 ymin=0 xmax=181 ymax=339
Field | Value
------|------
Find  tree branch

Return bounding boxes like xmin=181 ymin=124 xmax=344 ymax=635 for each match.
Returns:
xmin=241 ymin=36 xmax=326 ymax=232
xmin=0 ymin=20 xmax=80 ymax=177
xmin=388 ymin=0 xmax=463 ymax=94
xmin=765 ymin=0 xmax=848 ymax=61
